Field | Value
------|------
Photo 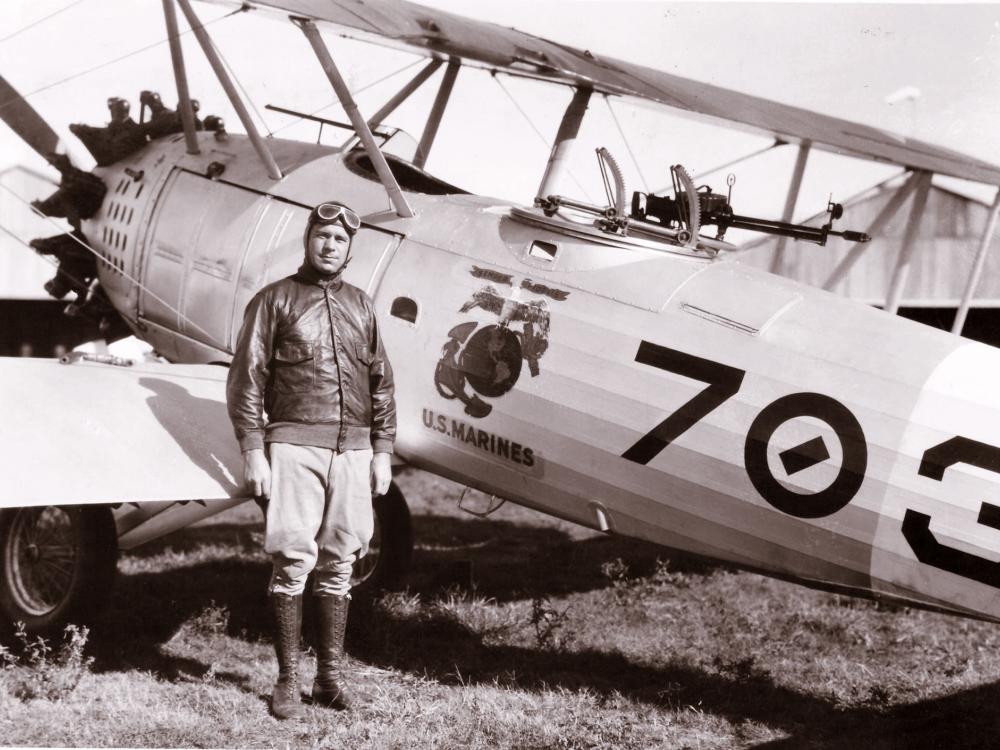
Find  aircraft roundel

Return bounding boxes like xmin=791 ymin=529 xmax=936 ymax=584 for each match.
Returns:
xmin=744 ymin=392 xmax=868 ymax=519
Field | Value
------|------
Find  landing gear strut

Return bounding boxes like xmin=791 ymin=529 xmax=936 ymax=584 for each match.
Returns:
xmin=350 ymin=481 xmax=412 ymax=596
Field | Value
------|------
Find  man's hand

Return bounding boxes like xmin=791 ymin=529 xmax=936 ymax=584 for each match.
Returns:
xmin=243 ymin=448 xmax=271 ymax=499
xmin=370 ymin=452 xmax=392 ymax=496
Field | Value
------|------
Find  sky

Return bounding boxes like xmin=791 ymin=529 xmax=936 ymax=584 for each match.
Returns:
xmin=1 ymin=1 xmax=999 ymax=228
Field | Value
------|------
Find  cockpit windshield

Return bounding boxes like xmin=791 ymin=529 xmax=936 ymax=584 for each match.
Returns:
xmin=343 ymin=149 xmax=469 ymax=196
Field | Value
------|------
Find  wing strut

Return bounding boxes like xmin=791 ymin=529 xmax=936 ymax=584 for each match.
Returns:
xmin=884 ymin=171 xmax=933 ymax=314
xmin=821 ymin=171 xmax=923 ymax=291
xmin=175 ymin=0 xmax=282 ymax=179
xmin=161 ymin=0 xmax=200 ymax=155
xmin=341 ymin=58 xmax=444 ymax=150
xmin=413 ymin=59 xmax=460 ymax=170
xmin=769 ymin=141 xmax=811 ymax=275
xmin=537 ymin=86 xmax=592 ymax=201
xmin=295 ymin=18 xmax=414 ymax=218
xmin=952 ymin=189 xmax=1000 ymax=335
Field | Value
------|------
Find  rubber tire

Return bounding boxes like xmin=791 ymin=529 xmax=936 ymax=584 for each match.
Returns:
xmin=351 ymin=481 xmax=412 ymax=597
xmin=0 ymin=505 xmax=118 ymax=643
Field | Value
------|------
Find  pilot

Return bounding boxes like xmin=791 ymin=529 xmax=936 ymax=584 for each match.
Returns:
xmin=226 ymin=201 xmax=395 ymax=720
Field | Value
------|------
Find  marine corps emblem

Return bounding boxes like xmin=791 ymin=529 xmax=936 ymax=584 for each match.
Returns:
xmin=434 ymin=266 xmax=568 ymax=418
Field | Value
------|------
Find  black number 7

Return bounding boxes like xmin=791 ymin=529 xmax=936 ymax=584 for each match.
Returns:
xmin=622 ymin=341 xmax=746 ymax=465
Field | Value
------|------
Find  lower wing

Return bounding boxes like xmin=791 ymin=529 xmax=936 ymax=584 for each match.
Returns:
xmin=1 ymin=356 xmax=246 ymax=510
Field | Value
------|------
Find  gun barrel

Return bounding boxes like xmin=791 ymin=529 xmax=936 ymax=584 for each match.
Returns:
xmin=721 ymin=214 xmax=869 ymax=246
xmin=723 ymin=214 xmax=827 ymax=244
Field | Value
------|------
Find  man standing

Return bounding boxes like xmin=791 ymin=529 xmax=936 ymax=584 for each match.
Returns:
xmin=226 ymin=201 xmax=395 ymax=720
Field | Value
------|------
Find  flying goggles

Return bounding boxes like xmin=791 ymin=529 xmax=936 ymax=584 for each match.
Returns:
xmin=310 ymin=202 xmax=361 ymax=235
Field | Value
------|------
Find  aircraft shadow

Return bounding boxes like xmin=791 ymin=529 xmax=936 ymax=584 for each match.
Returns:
xmin=405 ymin=512 xmax=720 ymax=601
xmin=743 ymin=682 xmax=1000 ymax=749
xmin=85 ymin=510 xmax=712 ymax=694
xmin=85 ymin=512 xmax=1000 ymax=746
xmin=86 ymin=556 xmax=269 ymax=693
xmin=348 ymin=599 xmax=1000 ymax=749
xmin=137 ymin=376 xmax=240 ymax=495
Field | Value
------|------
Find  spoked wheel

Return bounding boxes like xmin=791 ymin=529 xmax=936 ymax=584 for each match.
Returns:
xmin=350 ymin=481 xmax=412 ymax=597
xmin=0 ymin=505 xmax=118 ymax=642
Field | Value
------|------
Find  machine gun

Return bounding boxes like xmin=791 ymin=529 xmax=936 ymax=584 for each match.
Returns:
xmin=632 ymin=165 xmax=871 ymax=246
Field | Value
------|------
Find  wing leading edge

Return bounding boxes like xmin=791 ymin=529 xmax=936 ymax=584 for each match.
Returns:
xmin=200 ymin=0 xmax=1000 ymax=185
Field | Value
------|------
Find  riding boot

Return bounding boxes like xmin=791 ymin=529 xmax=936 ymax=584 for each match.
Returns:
xmin=312 ymin=593 xmax=353 ymax=710
xmin=270 ymin=594 xmax=306 ymax=720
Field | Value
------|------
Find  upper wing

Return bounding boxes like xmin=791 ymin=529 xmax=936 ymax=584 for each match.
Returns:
xmin=200 ymin=0 xmax=1000 ymax=185
xmin=0 ymin=357 xmax=246 ymax=507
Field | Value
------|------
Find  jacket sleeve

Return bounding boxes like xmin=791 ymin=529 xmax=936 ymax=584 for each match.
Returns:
xmin=226 ymin=291 xmax=275 ymax=453
xmin=367 ymin=298 xmax=396 ymax=454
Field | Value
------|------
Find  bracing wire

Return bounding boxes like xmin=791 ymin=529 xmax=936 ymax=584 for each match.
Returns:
xmin=209 ymin=33 xmax=274 ymax=137
xmin=0 ymin=7 xmax=240 ymax=116
xmin=492 ymin=76 xmax=549 ymax=147
xmin=0 ymin=0 xmax=87 ymax=45
xmin=0 ymin=182 xmax=216 ymax=341
xmin=0 ymin=222 xmax=85 ymax=288
xmin=648 ymin=140 xmax=784 ymax=194
xmin=268 ymin=58 xmax=424 ymax=138
xmin=691 ymin=140 xmax=784 ymax=183
xmin=355 ymin=58 xmax=423 ymax=96
xmin=492 ymin=74 xmax=594 ymax=203
xmin=0 ymin=221 xmax=114 ymax=333
xmin=604 ymin=95 xmax=650 ymax=193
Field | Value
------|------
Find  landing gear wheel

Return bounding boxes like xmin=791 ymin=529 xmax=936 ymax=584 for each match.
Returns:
xmin=351 ymin=481 xmax=412 ymax=597
xmin=0 ymin=505 xmax=118 ymax=642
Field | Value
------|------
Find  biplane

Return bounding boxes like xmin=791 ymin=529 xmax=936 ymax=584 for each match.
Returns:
xmin=2 ymin=0 xmax=1000 ymax=641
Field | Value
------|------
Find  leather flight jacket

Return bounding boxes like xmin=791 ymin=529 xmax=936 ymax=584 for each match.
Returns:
xmin=227 ymin=263 xmax=396 ymax=455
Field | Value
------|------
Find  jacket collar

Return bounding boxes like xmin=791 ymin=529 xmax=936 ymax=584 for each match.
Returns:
xmin=295 ymin=262 xmax=344 ymax=291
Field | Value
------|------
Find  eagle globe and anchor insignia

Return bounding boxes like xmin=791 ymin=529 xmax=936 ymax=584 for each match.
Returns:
xmin=434 ymin=266 xmax=569 ymax=418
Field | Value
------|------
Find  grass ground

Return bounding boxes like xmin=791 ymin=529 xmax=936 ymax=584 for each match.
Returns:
xmin=3 ymin=467 xmax=1000 ymax=748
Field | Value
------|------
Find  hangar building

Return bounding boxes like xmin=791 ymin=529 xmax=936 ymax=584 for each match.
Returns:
xmin=737 ymin=176 xmax=1000 ymax=344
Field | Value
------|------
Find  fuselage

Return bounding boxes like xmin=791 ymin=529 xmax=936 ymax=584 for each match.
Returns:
xmin=82 ymin=131 xmax=1000 ymax=622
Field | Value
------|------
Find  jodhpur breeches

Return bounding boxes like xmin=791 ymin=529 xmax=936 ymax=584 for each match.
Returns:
xmin=264 ymin=442 xmax=374 ymax=597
